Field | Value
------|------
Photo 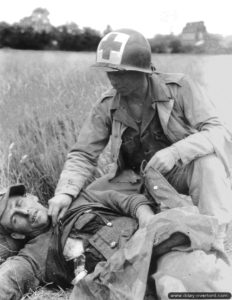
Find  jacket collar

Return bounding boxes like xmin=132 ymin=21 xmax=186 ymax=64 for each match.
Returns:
xmin=149 ymin=73 xmax=172 ymax=103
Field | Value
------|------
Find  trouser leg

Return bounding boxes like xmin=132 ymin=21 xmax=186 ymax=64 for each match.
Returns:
xmin=166 ymin=154 xmax=232 ymax=225
xmin=188 ymin=154 xmax=232 ymax=224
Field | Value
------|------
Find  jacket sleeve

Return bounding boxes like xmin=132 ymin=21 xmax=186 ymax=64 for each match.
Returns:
xmin=0 ymin=256 xmax=40 ymax=300
xmin=0 ymin=231 xmax=52 ymax=300
xmin=171 ymin=75 xmax=232 ymax=166
xmin=55 ymin=98 xmax=112 ymax=198
xmin=83 ymin=189 xmax=153 ymax=218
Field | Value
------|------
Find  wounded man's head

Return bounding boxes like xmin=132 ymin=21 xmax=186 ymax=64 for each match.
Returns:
xmin=0 ymin=184 xmax=50 ymax=239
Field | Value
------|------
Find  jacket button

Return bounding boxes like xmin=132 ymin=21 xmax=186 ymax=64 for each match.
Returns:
xmin=153 ymin=185 xmax=158 ymax=190
xmin=107 ymin=222 xmax=112 ymax=227
xmin=110 ymin=241 xmax=117 ymax=248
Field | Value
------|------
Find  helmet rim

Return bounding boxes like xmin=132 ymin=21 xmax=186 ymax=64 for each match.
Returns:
xmin=91 ymin=62 xmax=153 ymax=73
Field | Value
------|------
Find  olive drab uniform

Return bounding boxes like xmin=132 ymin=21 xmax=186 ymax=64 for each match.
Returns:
xmin=56 ymin=29 xmax=232 ymax=228
xmin=55 ymin=71 xmax=232 ymax=225
xmin=119 ymin=83 xmax=171 ymax=173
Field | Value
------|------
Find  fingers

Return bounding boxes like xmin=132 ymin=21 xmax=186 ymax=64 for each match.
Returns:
xmin=48 ymin=202 xmax=60 ymax=227
xmin=144 ymin=157 xmax=156 ymax=172
xmin=48 ymin=194 xmax=73 ymax=226
xmin=145 ymin=156 xmax=160 ymax=172
xmin=144 ymin=149 xmax=175 ymax=174
xmin=57 ymin=206 xmax=69 ymax=222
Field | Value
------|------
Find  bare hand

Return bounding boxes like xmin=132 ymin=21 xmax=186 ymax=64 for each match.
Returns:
xmin=48 ymin=194 xmax=73 ymax=226
xmin=145 ymin=148 xmax=176 ymax=174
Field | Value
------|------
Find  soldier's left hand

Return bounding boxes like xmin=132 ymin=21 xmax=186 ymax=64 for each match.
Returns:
xmin=145 ymin=147 xmax=177 ymax=174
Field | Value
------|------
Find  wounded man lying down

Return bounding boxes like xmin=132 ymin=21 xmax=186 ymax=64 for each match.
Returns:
xmin=0 ymin=183 xmax=231 ymax=300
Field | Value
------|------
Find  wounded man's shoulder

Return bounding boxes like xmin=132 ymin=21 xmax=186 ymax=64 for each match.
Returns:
xmin=20 ymin=229 xmax=52 ymax=250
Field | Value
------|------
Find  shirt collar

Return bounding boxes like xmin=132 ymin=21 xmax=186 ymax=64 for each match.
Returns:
xmin=149 ymin=73 xmax=172 ymax=103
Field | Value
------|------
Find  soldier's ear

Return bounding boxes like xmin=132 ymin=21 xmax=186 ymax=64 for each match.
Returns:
xmin=10 ymin=232 xmax=26 ymax=240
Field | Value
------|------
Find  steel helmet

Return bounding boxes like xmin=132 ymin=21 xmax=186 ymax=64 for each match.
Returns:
xmin=92 ymin=29 xmax=153 ymax=73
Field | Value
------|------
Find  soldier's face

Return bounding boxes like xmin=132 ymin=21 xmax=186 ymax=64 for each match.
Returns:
xmin=107 ymin=71 xmax=146 ymax=96
xmin=1 ymin=194 xmax=50 ymax=237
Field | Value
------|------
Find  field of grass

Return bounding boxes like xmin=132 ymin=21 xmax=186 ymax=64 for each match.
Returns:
xmin=0 ymin=50 xmax=110 ymax=201
xmin=0 ymin=50 xmax=199 ymax=201
xmin=1 ymin=49 xmax=232 ymax=299
xmin=2 ymin=50 xmax=230 ymax=200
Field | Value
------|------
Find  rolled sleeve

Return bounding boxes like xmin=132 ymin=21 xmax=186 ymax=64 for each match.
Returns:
xmin=55 ymin=100 xmax=112 ymax=197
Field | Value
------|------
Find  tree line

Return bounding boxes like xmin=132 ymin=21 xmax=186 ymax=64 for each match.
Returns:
xmin=0 ymin=8 xmax=231 ymax=53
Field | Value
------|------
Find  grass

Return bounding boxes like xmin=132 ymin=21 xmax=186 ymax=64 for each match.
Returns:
xmin=0 ymin=50 xmax=111 ymax=202
xmin=0 ymin=50 xmax=208 ymax=201
xmin=1 ymin=49 xmax=232 ymax=299
xmin=21 ymin=286 xmax=71 ymax=300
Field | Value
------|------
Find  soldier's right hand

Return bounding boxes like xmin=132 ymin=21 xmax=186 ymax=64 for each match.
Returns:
xmin=48 ymin=194 xmax=73 ymax=226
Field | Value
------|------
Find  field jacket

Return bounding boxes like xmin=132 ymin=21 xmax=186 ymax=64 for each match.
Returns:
xmin=55 ymin=72 xmax=232 ymax=198
xmin=0 ymin=190 xmax=150 ymax=300
xmin=70 ymin=206 xmax=225 ymax=300
xmin=0 ymin=202 xmax=223 ymax=300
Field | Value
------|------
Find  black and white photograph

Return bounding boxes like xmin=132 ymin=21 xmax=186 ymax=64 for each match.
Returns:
xmin=1 ymin=0 xmax=232 ymax=299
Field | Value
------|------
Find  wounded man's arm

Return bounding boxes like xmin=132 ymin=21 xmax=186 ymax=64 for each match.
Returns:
xmin=83 ymin=189 xmax=154 ymax=219
xmin=0 ymin=255 xmax=40 ymax=300
xmin=0 ymin=230 xmax=52 ymax=300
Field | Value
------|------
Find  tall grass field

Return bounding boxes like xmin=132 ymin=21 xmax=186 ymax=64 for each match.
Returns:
xmin=1 ymin=50 xmax=232 ymax=299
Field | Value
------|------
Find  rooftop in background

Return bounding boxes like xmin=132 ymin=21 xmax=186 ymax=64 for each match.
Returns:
xmin=181 ymin=21 xmax=207 ymax=46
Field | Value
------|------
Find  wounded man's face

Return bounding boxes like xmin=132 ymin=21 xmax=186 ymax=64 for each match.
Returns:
xmin=1 ymin=194 xmax=50 ymax=238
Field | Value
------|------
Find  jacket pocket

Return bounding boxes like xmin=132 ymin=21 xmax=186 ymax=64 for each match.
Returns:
xmin=88 ymin=217 xmax=138 ymax=259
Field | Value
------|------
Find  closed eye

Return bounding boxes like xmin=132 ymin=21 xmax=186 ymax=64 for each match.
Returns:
xmin=11 ymin=216 xmax=17 ymax=226
xmin=15 ymin=199 xmax=23 ymax=207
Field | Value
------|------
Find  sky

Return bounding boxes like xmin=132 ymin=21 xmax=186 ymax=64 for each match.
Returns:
xmin=0 ymin=0 xmax=231 ymax=38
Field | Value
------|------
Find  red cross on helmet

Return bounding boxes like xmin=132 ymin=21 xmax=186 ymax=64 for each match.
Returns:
xmin=92 ymin=29 xmax=154 ymax=73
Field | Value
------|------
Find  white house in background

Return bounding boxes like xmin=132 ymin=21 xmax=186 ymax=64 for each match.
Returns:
xmin=181 ymin=21 xmax=207 ymax=45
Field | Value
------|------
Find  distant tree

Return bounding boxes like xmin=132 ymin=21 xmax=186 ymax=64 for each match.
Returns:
xmin=0 ymin=22 xmax=10 ymax=47
xmin=19 ymin=7 xmax=52 ymax=33
xmin=204 ymin=33 xmax=224 ymax=53
xmin=56 ymin=23 xmax=82 ymax=51
xmin=0 ymin=24 xmax=20 ymax=48
xmin=148 ymin=34 xmax=173 ymax=53
xmin=81 ymin=27 xmax=101 ymax=51
xmin=65 ymin=22 xmax=82 ymax=35
xmin=169 ymin=38 xmax=182 ymax=53
xmin=0 ymin=8 xmax=105 ymax=51
xmin=7 ymin=8 xmax=53 ymax=49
